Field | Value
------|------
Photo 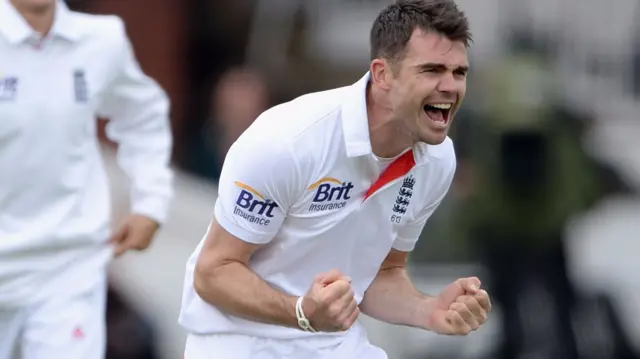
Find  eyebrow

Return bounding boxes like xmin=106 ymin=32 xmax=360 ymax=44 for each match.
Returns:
xmin=416 ymin=62 xmax=469 ymax=73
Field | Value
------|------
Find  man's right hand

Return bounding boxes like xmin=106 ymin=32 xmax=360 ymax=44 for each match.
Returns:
xmin=301 ymin=269 xmax=360 ymax=332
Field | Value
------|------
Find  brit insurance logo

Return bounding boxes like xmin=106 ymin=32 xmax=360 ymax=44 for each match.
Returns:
xmin=307 ymin=177 xmax=354 ymax=212
xmin=0 ymin=74 xmax=18 ymax=101
xmin=233 ymin=181 xmax=279 ymax=226
xmin=390 ymin=175 xmax=415 ymax=223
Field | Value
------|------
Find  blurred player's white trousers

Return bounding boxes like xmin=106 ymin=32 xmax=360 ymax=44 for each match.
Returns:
xmin=0 ymin=257 xmax=109 ymax=359
xmin=184 ymin=322 xmax=388 ymax=359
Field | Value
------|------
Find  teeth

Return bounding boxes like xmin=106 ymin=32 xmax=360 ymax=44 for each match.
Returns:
xmin=427 ymin=103 xmax=452 ymax=110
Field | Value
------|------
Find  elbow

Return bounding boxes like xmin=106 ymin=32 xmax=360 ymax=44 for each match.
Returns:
xmin=193 ymin=255 xmax=224 ymax=303
xmin=193 ymin=268 xmax=208 ymax=301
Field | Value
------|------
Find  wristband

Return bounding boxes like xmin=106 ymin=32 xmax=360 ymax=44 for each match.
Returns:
xmin=295 ymin=296 xmax=317 ymax=333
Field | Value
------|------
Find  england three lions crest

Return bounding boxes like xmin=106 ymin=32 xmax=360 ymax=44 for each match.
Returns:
xmin=390 ymin=175 xmax=414 ymax=223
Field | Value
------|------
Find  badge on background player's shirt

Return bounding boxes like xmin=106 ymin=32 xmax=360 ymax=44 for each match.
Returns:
xmin=73 ymin=69 xmax=88 ymax=103
xmin=0 ymin=76 xmax=18 ymax=101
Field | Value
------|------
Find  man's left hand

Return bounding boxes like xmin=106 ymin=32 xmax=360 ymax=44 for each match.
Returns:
xmin=110 ymin=214 xmax=160 ymax=257
xmin=425 ymin=277 xmax=492 ymax=335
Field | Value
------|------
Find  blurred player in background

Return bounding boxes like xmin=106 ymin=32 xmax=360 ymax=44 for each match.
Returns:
xmin=179 ymin=1 xmax=491 ymax=358
xmin=0 ymin=0 xmax=173 ymax=358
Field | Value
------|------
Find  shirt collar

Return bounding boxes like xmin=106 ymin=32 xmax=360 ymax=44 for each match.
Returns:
xmin=0 ymin=0 xmax=82 ymax=45
xmin=51 ymin=1 xmax=82 ymax=41
xmin=341 ymin=72 xmax=374 ymax=158
xmin=340 ymin=72 xmax=431 ymax=164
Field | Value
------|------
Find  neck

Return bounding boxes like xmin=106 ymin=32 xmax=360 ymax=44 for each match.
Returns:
xmin=366 ymin=82 xmax=414 ymax=158
xmin=11 ymin=0 xmax=56 ymax=36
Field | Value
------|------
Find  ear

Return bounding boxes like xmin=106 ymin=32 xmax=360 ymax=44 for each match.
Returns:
xmin=370 ymin=58 xmax=393 ymax=91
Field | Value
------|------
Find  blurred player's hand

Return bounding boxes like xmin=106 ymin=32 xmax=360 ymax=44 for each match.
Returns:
xmin=110 ymin=214 xmax=160 ymax=257
xmin=425 ymin=277 xmax=491 ymax=335
xmin=301 ymin=269 xmax=359 ymax=332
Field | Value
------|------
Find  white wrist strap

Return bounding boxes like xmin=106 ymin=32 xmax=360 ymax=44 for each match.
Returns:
xmin=295 ymin=296 xmax=317 ymax=332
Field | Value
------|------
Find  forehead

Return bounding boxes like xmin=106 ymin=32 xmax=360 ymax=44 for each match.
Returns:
xmin=403 ymin=29 xmax=469 ymax=68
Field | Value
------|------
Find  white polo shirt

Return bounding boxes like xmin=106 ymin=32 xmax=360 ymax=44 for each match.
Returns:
xmin=179 ymin=73 xmax=456 ymax=342
xmin=0 ymin=0 xmax=173 ymax=307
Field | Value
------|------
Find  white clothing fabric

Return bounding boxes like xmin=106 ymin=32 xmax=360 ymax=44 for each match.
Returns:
xmin=0 ymin=0 xmax=173 ymax=309
xmin=184 ymin=323 xmax=387 ymax=359
xmin=179 ymin=72 xmax=455 ymax=354
xmin=0 ymin=257 xmax=108 ymax=359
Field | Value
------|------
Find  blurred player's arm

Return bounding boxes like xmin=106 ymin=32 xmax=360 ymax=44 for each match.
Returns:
xmin=193 ymin=135 xmax=302 ymax=328
xmin=360 ymin=165 xmax=455 ymax=329
xmin=97 ymin=18 xmax=173 ymax=225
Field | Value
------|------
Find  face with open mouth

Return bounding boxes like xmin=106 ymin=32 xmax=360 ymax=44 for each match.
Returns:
xmin=422 ymin=102 xmax=454 ymax=130
xmin=387 ymin=29 xmax=469 ymax=145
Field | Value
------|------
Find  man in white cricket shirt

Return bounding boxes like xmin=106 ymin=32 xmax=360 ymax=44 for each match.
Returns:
xmin=0 ymin=0 xmax=173 ymax=358
xmin=180 ymin=1 xmax=491 ymax=358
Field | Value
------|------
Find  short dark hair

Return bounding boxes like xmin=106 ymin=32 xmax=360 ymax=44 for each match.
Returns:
xmin=370 ymin=0 xmax=471 ymax=62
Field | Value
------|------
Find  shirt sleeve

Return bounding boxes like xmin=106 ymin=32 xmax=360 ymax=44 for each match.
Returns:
xmin=96 ymin=18 xmax=174 ymax=224
xmin=393 ymin=159 xmax=456 ymax=252
xmin=213 ymin=133 xmax=301 ymax=245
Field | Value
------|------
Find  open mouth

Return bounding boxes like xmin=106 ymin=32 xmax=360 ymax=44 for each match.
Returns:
xmin=423 ymin=103 xmax=452 ymax=126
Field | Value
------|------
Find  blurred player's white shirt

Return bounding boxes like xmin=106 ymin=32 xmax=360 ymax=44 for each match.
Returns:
xmin=0 ymin=0 xmax=173 ymax=307
xmin=179 ymin=72 xmax=456 ymax=354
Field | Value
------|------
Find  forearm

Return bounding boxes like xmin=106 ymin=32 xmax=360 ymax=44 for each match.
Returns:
xmin=194 ymin=260 xmax=299 ymax=329
xmin=107 ymin=83 xmax=173 ymax=223
xmin=360 ymin=267 xmax=434 ymax=329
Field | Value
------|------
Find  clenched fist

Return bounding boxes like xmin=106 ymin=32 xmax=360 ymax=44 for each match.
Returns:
xmin=425 ymin=277 xmax=492 ymax=335
xmin=300 ymin=269 xmax=360 ymax=332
